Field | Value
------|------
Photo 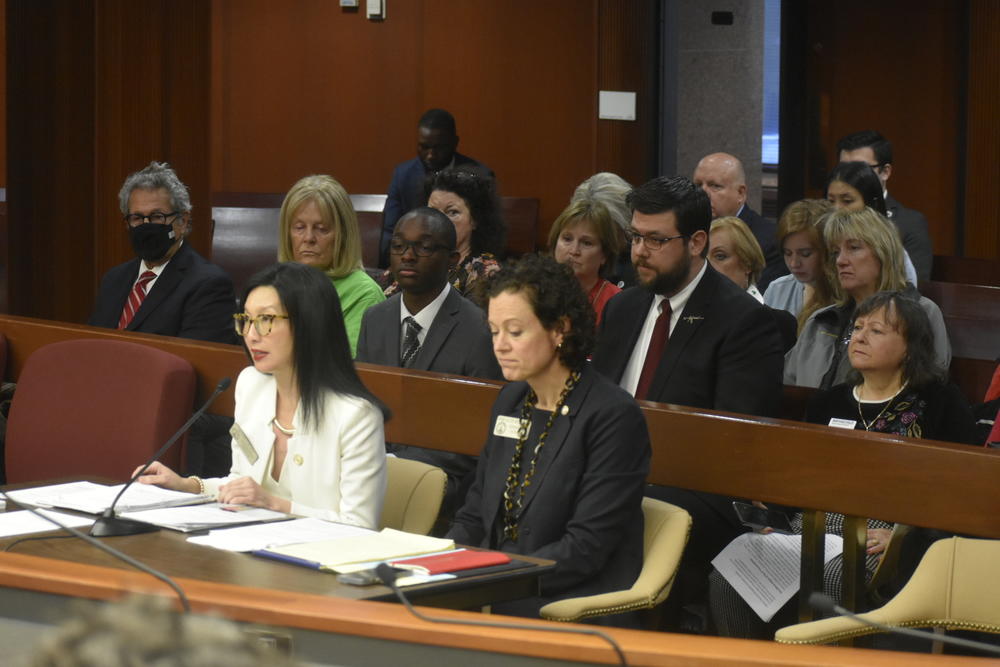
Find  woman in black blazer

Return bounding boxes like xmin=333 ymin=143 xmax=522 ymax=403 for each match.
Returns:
xmin=448 ymin=255 xmax=651 ymax=622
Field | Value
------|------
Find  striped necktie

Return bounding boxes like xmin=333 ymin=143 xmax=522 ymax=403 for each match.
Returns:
xmin=118 ymin=270 xmax=157 ymax=330
xmin=400 ymin=317 xmax=423 ymax=368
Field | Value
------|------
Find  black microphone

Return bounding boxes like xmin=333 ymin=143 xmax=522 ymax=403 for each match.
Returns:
xmin=374 ymin=563 xmax=628 ymax=666
xmin=808 ymin=592 xmax=1000 ymax=656
xmin=1 ymin=489 xmax=191 ymax=612
xmin=90 ymin=377 xmax=232 ymax=537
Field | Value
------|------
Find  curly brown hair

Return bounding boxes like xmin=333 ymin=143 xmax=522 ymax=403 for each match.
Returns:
xmin=483 ymin=254 xmax=595 ymax=369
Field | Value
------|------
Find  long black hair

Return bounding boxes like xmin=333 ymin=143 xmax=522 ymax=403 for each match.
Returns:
xmin=241 ymin=262 xmax=389 ymax=428
xmin=826 ymin=161 xmax=887 ymax=216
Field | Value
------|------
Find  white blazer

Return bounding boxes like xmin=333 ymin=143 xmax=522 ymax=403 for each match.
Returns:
xmin=203 ymin=366 xmax=386 ymax=529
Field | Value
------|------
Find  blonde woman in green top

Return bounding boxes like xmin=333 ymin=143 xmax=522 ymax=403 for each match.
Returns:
xmin=278 ymin=175 xmax=384 ymax=356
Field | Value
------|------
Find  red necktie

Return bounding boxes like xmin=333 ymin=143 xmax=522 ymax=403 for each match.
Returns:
xmin=118 ymin=270 xmax=157 ymax=330
xmin=635 ymin=300 xmax=671 ymax=400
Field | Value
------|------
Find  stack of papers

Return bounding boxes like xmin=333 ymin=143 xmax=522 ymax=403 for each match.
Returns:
xmin=188 ymin=517 xmax=374 ymax=552
xmin=0 ymin=509 xmax=94 ymax=537
xmin=257 ymin=528 xmax=454 ymax=571
xmin=7 ymin=481 xmax=211 ymax=515
xmin=118 ymin=503 xmax=289 ymax=533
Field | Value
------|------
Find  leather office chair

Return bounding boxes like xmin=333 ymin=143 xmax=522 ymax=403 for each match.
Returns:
xmin=776 ymin=537 xmax=1000 ymax=646
xmin=539 ymin=497 xmax=691 ymax=625
xmin=378 ymin=457 xmax=446 ymax=536
xmin=5 ymin=339 xmax=196 ymax=483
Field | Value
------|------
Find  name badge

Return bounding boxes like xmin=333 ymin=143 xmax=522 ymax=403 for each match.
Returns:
xmin=493 ymin=415 xmax=525 ymax=439
xmin=828 ymin=417 xmax=857 ymax=429
xmin=230 ymin=423 xmax=259 ymax=464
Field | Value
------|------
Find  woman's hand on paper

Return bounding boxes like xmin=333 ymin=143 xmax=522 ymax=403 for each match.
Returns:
xmin=218 ymin=476 xmax=291 ymax=514
xmin=133 ymin=461 xmax=194 ymax=493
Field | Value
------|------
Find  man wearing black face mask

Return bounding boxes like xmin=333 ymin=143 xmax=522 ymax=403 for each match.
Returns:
xmin=88 ymin=161 xmax=237 ymax=344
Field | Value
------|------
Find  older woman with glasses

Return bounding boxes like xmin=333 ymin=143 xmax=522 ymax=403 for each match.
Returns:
xmin=136 ymin=262 xmax=388 ymax=528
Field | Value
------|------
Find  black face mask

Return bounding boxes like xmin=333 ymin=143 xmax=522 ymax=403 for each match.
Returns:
xmin=129 ymin=223 xmax=177 ymax=262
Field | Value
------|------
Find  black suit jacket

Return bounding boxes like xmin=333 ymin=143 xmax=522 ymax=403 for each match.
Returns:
xmin=448 ymin=366 xmax=650 ymax=617
xmin=88 ymin=242 xmax=237 ymax=344
xmin=355 ymin=286 xmax=501 ymax=380
xmin=591 ymin=264 xmax=784 ymax=418
xmin=885 ymin=195 xmax=933 ymax=282
xmin=379 ymin=152 xmax=488 ymax=267
xmin=739 ymin=205 xmax=785 ymax=293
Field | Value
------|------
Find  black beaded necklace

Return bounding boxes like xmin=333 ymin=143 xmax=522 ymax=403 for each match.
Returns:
xmin=501 ymin=370 xmax=581 ymax=542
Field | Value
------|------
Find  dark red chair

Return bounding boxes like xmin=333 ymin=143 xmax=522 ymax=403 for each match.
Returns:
xmin=5 ymin=339 xmax=196 ymax=484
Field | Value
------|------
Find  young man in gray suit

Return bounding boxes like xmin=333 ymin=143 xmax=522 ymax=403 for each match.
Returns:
xmin=357 ymin=207 xmax=501 ymax=529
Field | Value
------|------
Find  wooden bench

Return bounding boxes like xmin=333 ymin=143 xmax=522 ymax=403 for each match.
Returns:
xmin=920 ymin=280 xmax=1000 ymax=402
xmin=210 ymin=192 xmax=540 ymax=294
xmin=3 ymin=313 xmax=999 ymax=628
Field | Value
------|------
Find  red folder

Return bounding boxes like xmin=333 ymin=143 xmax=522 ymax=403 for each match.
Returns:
xmin=391 ymin=549 xmax=511 ymax=575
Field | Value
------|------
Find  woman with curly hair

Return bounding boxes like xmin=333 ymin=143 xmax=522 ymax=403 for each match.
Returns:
xmin=426 ymin=166 xmax=506 ymax=296
xmin=448 ymin=254 xmax=650 ymax=622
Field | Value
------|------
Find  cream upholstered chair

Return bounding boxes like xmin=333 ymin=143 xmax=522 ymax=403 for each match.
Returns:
xmin=776 ymin=537 xmax=1000 ymax=645
xmin=378 ymin=457 xmax=447 ymax=536
xmin=539 ymin=497 xmax=691 ymax=624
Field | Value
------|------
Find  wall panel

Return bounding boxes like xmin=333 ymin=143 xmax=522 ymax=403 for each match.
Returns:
xmin=963 ymin=0 xmax=1000 ymax=260
xmin=803 ymin=0 xmax=963 ymax=256
xmin=210 ymin=1 xmax=659 ymax=247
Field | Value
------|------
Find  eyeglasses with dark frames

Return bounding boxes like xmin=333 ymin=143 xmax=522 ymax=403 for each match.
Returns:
xmin=624 ymin=228 xmax=688 ymax=251
xmin=123 ymin=211 xmax=182 ymax=228
xmin=388 ymin=239 xmax=451 ymax=257
xmin=233 ymin=313 xmax=289 ymax=337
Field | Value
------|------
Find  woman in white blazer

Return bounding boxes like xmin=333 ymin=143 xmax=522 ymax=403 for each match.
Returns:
xmin=137 ymin=262 xmax=388 ymax=528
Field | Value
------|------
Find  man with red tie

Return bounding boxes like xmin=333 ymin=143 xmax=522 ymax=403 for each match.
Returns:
xmin=88 ymin=161 xmax=236 ymax=344
xmin=590 ymin=175 xmax=783 ymax=631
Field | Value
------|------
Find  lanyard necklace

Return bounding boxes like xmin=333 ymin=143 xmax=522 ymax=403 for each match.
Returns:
xmin=502 ymin=370 xmax=581 ymax=542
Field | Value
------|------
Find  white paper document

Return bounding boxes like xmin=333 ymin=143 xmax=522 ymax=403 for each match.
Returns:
xmin=7 ymin=481 xmax=210 ymax=515
xmin=119 ymin=503 xmax=289 ymax=532
xmin=0 ymin=509 xmax=94 ymax=537
xmin=187 ymin=517 xmax=373 ymax=552
xmin=712 ymin=532 xmax=843 ymax=622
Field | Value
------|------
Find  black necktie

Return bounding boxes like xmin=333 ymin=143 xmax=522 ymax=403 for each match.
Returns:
xmin=400 ymin=317 xmax=422 ymax=368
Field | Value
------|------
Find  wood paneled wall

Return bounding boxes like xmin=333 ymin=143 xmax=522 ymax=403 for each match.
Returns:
xmin=963 ymin=0 xmax=1000 ymax=260
xmin=5 ymin=1 xmax=212 ymax=323
xmin=798 ymin=0 xmax=964 ymax=257
xmin=210 ymin=1 xmax=659 ymax=249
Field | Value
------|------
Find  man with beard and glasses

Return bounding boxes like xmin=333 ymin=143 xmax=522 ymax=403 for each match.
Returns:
xmin=590 ymin=175 xmax=784 ymax=632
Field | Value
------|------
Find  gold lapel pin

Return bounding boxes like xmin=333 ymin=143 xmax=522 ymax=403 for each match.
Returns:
xmin=683 ymin=316 xmax=704 ymax=325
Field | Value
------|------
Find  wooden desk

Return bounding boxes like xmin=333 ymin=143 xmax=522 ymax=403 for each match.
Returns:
xmin=0 ymin=551 xmax=986 ymax=666
xmin=0 ymin=513 xmax=548 ymax=611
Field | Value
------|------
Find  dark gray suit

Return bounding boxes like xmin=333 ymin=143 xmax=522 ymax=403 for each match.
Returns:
xmin=356 ymin=287 xmax=501 ymax=379
xmin=356 ymin=287 xmax=502 ymax=526
xmin=886 ymin=195 xmax=932 ymax=282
